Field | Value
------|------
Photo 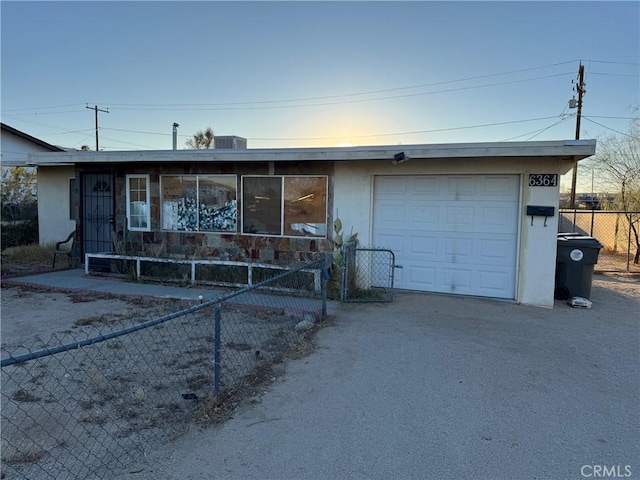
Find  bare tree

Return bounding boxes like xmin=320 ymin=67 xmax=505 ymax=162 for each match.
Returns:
xmin=186 ymin=127 xmax=215 ymax=149
xmin=592 ymin=118 xmax=640 ymax=263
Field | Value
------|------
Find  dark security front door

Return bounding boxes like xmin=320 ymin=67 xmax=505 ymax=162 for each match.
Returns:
xmin=82 ymin=173 xmax=114 ymax=261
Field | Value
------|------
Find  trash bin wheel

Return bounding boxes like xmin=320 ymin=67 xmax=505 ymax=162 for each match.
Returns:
xmin=554 ymin=284 xmax=570 ymax=300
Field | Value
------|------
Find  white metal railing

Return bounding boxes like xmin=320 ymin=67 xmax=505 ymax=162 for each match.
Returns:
xmin=85 ymin=253 xmax=322 ymax=292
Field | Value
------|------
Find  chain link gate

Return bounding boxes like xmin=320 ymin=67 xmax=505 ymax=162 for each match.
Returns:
xmin=341 ymin=244 xmax=396 ymax=302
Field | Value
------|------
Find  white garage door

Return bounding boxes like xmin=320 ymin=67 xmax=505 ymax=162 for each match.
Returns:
xmin=373 ymin=175 xmax=520 ymax=299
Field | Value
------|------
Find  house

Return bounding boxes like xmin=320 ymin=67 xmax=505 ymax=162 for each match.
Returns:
xmin=1 ymin=123 xmax=65 ymax=164
xmin=1 ymin=123 xmax=67 ymax=233
xmin=26 ymin=139 xmax=596 ymax=308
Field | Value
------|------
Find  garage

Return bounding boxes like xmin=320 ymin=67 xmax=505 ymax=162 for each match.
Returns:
xmin=372 ymin=174 xmax=520 ymax=299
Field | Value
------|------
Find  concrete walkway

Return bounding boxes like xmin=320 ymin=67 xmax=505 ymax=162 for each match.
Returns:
xmin=3 ymin=268 xmax=227 ymax=301
xmin=104 ymin=275 xmax=639 ymax=480
xmin=3 ymin=268 xmax=329 ymax=315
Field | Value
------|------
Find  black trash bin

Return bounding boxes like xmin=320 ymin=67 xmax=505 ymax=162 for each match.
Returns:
xmin=555 ymin=234 xmax=603 ymax=300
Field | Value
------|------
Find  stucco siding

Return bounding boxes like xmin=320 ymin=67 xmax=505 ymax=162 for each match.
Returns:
xmin=334 ymin=158 xmax=565 ymax=308
xmin=38 ymin=166 xmax=76 ymax=244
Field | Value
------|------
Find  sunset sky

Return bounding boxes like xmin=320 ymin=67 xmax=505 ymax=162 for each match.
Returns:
xmin=2 ymin=1 xmax=638 ymax=175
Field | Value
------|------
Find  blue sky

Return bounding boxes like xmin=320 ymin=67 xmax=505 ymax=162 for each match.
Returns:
xmin=2 ymin=1 xmax=638 ymax=178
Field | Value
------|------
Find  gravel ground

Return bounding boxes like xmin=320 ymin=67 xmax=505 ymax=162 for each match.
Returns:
xmin=111 ymin=272 xmax=640 ymax=480
xmin=0 ymin=279 xmax=312 ymax=480
xmin=1 ymin=268 xmax=637 ymax=480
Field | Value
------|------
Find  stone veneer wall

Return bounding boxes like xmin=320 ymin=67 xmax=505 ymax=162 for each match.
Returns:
xmin=110 ymin=161 xmax=334 ymax=265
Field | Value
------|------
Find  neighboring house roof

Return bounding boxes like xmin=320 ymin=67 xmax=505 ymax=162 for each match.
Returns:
xmin=25 ymin=140 xmax=597 ymax=166
xmin=1 ymin=123 xmax=65 ymax=153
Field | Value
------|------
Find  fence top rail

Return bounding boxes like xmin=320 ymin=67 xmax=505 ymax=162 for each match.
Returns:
xmin=85 ymin=253 xmax=324 ymax=272
xmin=560 ymin=210 xmax=640 ymax=215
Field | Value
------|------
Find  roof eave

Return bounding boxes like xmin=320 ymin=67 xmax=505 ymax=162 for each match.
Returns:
xmin=26 ymin=140 xmax=597 ymax=166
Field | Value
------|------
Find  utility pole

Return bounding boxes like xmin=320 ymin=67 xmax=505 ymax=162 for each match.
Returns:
xmin=569 ymin=63 xmax=585 ymax=209
xmin=86 ymin=104 xmax=109 ymax=151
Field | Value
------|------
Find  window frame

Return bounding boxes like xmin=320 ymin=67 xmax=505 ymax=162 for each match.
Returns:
xmin=68 ymin=177 xmax=76 ymax=220
xmin=126 ymin=174 xmax=151 ymax=232
xmin=241 ymin=175 xmax=328 ymax=238
xmin=160 ymin=174 xmax=237 ymax=233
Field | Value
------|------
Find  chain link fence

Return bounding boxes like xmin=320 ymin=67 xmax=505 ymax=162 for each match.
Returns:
xmin=558 ymin=210 xmax=640 ymax=273
xmin=1 ymin=255 xmax=330 ymax=480
xmin=341 ymin=245 xmax=396 ymax=302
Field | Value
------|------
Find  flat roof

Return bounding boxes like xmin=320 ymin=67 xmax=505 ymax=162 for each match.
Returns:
xmin=26 ymin=139 xmax=596 ymax=166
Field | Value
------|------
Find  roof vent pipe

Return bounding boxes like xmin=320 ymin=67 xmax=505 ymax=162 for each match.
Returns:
xmin=172 ymin=123 xmax=180 ymax=150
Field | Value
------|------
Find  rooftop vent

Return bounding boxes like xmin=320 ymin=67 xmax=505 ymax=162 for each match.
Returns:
xmin=214 ymin=136 xmax=247 ymax=149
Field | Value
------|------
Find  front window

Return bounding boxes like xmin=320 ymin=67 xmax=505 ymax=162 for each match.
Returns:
xmin=126 ymin=175 xmax=150 ymax=231
xmin=161 ymin=175 xmax=237 ymax=232
xmin=242 ymin=176 xmax=327 ymax=237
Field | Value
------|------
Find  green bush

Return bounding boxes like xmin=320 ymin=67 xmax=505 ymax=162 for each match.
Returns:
xmin=1 ymin=218 xmax=38 ymax=251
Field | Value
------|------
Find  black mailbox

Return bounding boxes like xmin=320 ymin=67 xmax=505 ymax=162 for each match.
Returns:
xmin=526 ymin=205 xmax=555 ymax=217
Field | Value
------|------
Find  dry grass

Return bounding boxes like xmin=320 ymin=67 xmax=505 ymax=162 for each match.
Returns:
xmin=1 ymin=243 xmax=55 ymax=264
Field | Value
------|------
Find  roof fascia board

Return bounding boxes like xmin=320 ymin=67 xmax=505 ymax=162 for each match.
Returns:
xmin=27 ymin=140 xmax=596 ymax=166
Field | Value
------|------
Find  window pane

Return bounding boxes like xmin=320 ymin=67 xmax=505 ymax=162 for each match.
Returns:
xmin=162 ymin=176 xmax=197 ymax=231
xmin=130 ymin=202 xmax=147 ymax=228
xmin=242 ymin=177 xmax=282 ymax=235
xmin=283 ymin=177 xmax=327 ymax=237
xmin=198 ymin=176 xmax=237 ymax=232
xmin=127 ymin=175 xmax=149 ymax=231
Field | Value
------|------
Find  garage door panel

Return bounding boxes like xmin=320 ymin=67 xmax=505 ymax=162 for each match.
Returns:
xmin=373 ymin=174 xmax=519 ymax=299
xmin=444 ymin=206 xmax=476 ymax=229
xmin=476 ymin=268 xmax=514 ymax=295
xmin=413 ymin=176 xmax=443 ymax=195
xmin=481 ymin=176 xmax=520 ymax=197
xmin=443 ymin=267 xmax=473 ymax=293
xmin=376 ymin=204 xmax=407 ymax=227
xmin=406 ymin=265 xmax=437 ymax=289
xmin=377 ymin=176 xmax=409 ymax=194
xmin=443 ymin=236 xmax=474 ymax=261
xmin=375 ymin=233 xmax=406 ymax=254
xmin=446 ymin=176 xmax=477 ymax=196
xmin=410 ymin=205 xmax=441 ymax=225
xmin=481 ymin=204 xmax=519 ymax=230
xmin=479 ymin=237 xmax=517 ymax=265
xmin=409 ymin=235 xmax=439 ymax=256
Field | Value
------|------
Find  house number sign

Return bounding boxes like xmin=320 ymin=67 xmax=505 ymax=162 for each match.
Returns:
xmin=528 ymin=174 xmax=558 ymax=187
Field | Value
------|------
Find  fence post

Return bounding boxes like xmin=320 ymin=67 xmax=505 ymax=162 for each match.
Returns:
xmin=214 ymin=305 xmax=221 ymax=396
xmin=628 ymin=215 xmax=632 ymax=272
xmin=322 ymin=252 xmax=329 ymax=316
xmin=340 ymin=245 xmax=349 ymax=302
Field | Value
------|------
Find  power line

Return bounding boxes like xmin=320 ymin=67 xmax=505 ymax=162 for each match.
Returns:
xmin=101 ymin=127 xmax=190 ymax=138
xmin=1 ymin=103 xmax=85 ymax=113
xmin=501 ymin=115 xmax=572 ymax=142
xmin=587 ymin=115 xmax=639 ymax=120
xmin=249 ymin=115 xmax=563 ymax=141
xmin=98 ymin=136 xmax=157 ymax=150
xmin=105 ymin=73 xmax=574 ymax=112
xmin=589 ymin=72 xmax=640 ymax=78
xmin=585 ymin=60 xmax=640 ymax=66
xmin=582 ymin=117 xmax=634 ymax=137
xmin=1 ymin=114 xmax=94 ymax=135
xmin=96 ymin=61 xmax=579 ymax=108
xmin=5 ymin=110 xmax=87 ymax=116
xmin=3 ymin=59 xmax=633 ymax=115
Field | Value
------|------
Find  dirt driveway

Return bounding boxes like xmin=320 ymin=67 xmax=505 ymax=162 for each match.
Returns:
xmin=2 ymin=272 xmax=638 ymax=480
xmin=111 ymin=272 xmax=639 ymax=480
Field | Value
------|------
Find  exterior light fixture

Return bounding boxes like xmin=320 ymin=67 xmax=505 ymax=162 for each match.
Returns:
xmin=392 ymin=152 xmax=409 ymax=164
